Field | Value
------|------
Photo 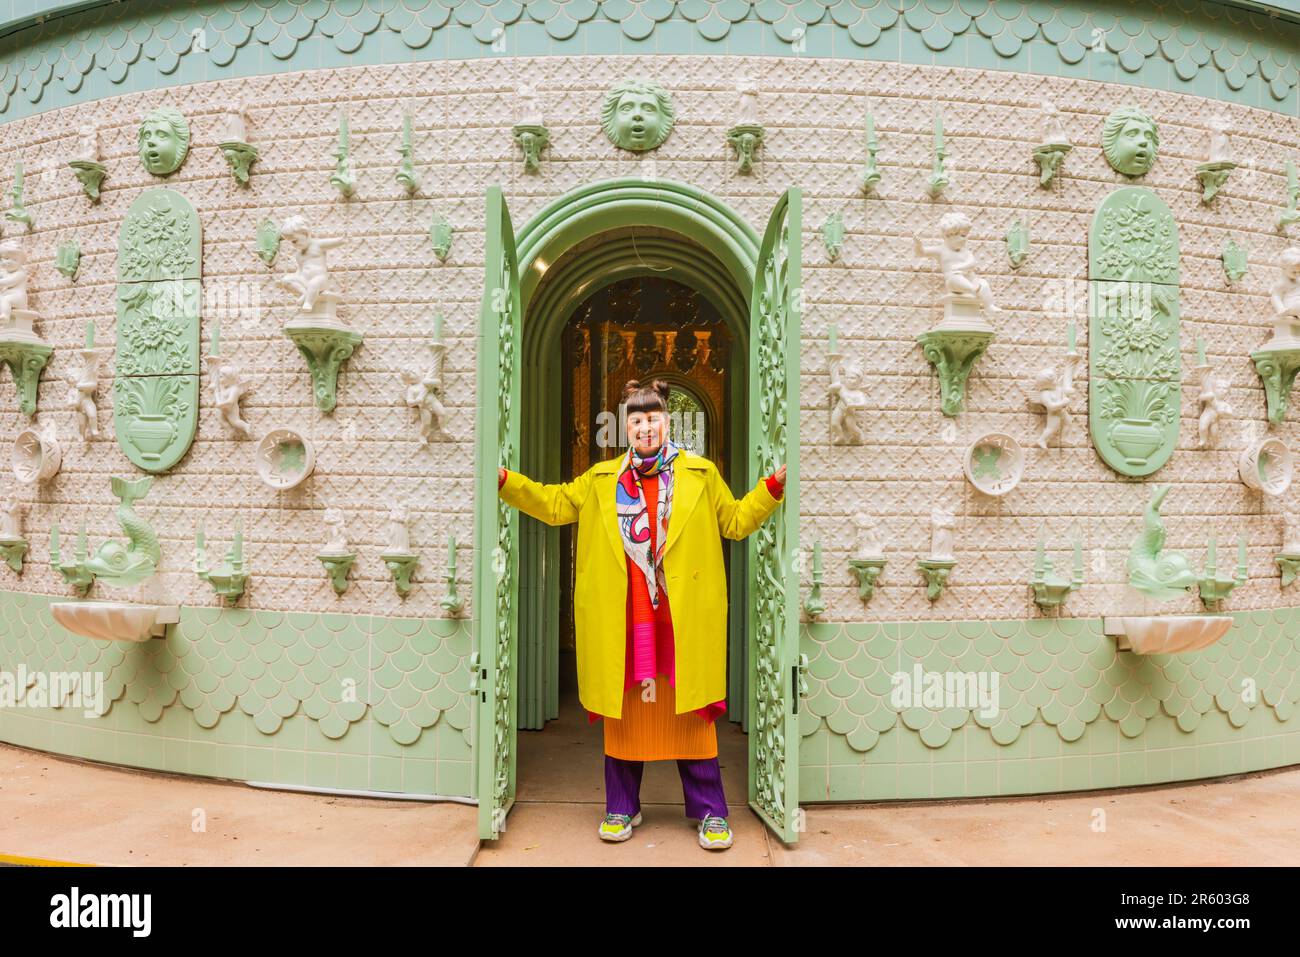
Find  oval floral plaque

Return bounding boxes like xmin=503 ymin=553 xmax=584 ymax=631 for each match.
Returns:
xmin=114 ymin=189 xmax=201 ymax=473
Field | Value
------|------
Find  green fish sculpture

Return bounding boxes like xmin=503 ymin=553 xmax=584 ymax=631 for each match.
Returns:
xmin=82 ymin=476 xmax=160 ymax=587
xmin=1126 ymin=485 xmax=1196 ymax=601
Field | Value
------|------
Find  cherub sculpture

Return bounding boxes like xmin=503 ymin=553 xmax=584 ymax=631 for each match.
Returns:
xmin=930 ymin=508 xmax=956 ymax=561
xmin=0 ymin=499 xmax=23 ymax=540
xmin=1039 ymin=100 xmax=1070 ymax=146
xmin=827 ymin=353 xmax=869 ymax=445
xmin=1027 ymin=353 xmax=1078 ymax=449
xmin=403 ymin=340 xmax=450 ymax=444
xmin=322 ymin=507 xmax=348 ymax=554
xmin=1196 ymin=371 xmax=1233 ymax=449
xmin=386 ymin=505 xmax=411 ymax=554
xmin=65 ymin=354 xmax=101 ymax=440
xmin=914 ymin=212 xmax=1000 ymax=317
xmin=736 ymin=77 xmax=759 ymax=126
xmin=1269 ymin=247 xmax=1300 ymax=344
xmin=210 ymin=358 xmax=255 ymax=438
xmin=277 ymin=214 xmax=343 ymax=313
xmin=0 ymin=239 xmax=29 ymax=324
xmin=1207 ymin=115 xmax=1233 ymax=166
xmin=852 ymin=511 xmax=884 ymax=560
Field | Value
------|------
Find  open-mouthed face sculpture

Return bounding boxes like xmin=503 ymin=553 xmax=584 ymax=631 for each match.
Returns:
xmin=1102 ymin=107 xmax=1158 ymax=177
xmin=138 ymin=107 xmax=190 ymax=176
xmin=601 ymin=79 xmax=675 ymax=152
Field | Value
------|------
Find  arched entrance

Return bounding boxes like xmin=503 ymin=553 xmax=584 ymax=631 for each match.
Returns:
xmin=472 ymin=179 xmax=803 ymax=843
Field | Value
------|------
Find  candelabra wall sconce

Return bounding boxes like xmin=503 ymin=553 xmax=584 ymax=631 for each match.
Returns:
xmin=195 ymin=519 xmax=249 ymax=605
xmin=1198 ymin=534 xmax=1247 ymax=607
xmin=396 ymin=112 xmax=420 ymax=194
xmin=69 ymin=124 xmax=106 ymax=202
xmin=0 ymin=500 xmax=27 ymax=574
xmin=926 ymin=112 xmax=949 ymax=199
xmin=1029 ymin=535 xmax=1083 ymax=610
xmin=441 ymin=534 xmax=464 ymax=616
xmin=802 ymin=540 xmax=826 ymax=619
xmin=330 ymin=112 xmax=356 ymax=199
xmin=219 ymin=107 xmax=258 ymax=185
xmin=6 ymin=162 xmax=33 ymax=229
xmin=821 ymin=212 xmax=844 ymax=262
xmin=1222 ymin=237 xmax=1247 ymax=284
xmin=860 ymin=112 xmax=881 ymax=195
xmin=50 ymin=522 xmax=94 ymax=595
xmin=1278 ymin=159 xmax=1300 ymax=231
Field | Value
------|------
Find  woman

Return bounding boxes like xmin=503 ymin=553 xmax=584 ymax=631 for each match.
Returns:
xmin=498 ymin=379 xmax=786 ymax=851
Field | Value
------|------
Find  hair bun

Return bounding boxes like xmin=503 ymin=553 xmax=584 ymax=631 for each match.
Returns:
xmin=649 ymin=378 xmax=670 ymax=401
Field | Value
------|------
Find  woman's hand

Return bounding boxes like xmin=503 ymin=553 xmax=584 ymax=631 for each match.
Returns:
xmin=773 ymin=464 xmax=787 ymax=486
xmin=498 ymin=467 xmax=506 ymax=484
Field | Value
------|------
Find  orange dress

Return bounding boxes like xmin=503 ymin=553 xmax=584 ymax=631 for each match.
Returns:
xmin=601 ymin=472 xmax=721 ymax=761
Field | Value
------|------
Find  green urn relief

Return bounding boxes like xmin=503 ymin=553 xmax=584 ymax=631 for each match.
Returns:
xmin=1088 ymin=188 xmax=1181 ymax=478
xmin=113 ymin=189 xmax=201 ymax=473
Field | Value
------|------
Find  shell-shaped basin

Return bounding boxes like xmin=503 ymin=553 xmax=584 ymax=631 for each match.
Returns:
xmin=50 ymin=601 xmax=179 ymax=643
xmin=1103 ymin=615 xmax=1232 ymax=655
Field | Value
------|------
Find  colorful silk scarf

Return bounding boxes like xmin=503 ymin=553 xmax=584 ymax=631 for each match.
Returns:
xmin=615 ymin=439 xmax=681 ymax=609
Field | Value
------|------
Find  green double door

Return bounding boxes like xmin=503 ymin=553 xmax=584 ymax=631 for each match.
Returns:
xmin=472 ymin=185 xmax=803 ymax=843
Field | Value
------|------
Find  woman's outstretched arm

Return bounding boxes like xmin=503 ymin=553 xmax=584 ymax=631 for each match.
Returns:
xmin=712 ymin=462 xmax=786 ymax=540
xmin=497 ymin=466 xmax=593 ymax=526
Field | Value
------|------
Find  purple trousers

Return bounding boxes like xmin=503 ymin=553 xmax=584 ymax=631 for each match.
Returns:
xmin=604 ymin=754 xmax=729 ymax=819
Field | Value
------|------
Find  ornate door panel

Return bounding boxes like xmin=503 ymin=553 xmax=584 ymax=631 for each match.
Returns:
xmin=1088 ymin=188 xmax=1181 ymax=477
xmin=747 ymin=188 xmax=802 ymax=843
xmin=473 ymin=185 xmax=523 ymax=840
xmin=114 ymin=189 xmax=201 ymax=472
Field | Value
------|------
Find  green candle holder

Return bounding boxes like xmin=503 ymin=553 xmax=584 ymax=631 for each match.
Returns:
xmin=382 ymin=552 xmax=419 ymax=597
xmin=195 ymin=521 xmax=249 ymax=605
xmin=441 ymin=535 xmax=464 ymax=616
xmin=1198 ymin=536 xmax=1247 ymax=607
xmin=1029 ymin=538 xmax=1083 ymax=610
xmin=802 ymin=540 xmax=826 ymax=619
xmin=318 ymin=552 xmax=356 ymax=596
xmin=50 ymin=523 xmax=95 ymax=596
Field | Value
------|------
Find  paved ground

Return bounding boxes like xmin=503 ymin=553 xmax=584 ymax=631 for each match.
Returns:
xmin=3 ymin=739 xmax=1298 ymax=866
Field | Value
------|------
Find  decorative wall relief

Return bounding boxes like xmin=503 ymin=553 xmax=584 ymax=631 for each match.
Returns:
xmin=926 ymin=111 xmax=949 ymax=198
xmin=1252 ymin=247 xmax=1300 ymax=424
xmin=255 ymin=426 xmax=315 ymax=490
xmin=1197 ymin=534 xmax=1247 ymax=607
xmin=318 ymin=507 xmax=356 ymax=595
xmin=195 ymin=519 xmax=249 ymax=605
xmin=1101 ymin=106 xmax=1158 ymax=177
xmin=847 ymin=512 xmax=886 ymax=603
xmin=1126 ymin=485 xmax=1196 ymax=601
xmin=1088 ymin=188 xmax=1181 ymax=477
xmin=1029 ymin=533 xmax=1082 ymax=610
xmin=1192 ymin=340 xmax=1232 ymax=450
xmin=1238 ymin=436 xmax=1293 ymax=495
xmin=0 ymin=238 xmax=53 ymax=417
xmin=429 ymin=211 xmax=454 ymax=262
xmin=962 ymin=432 xmax=1023 ymax=496
xmin=1032 ymin=100 xmax=1072 ymax=187
xmin=208 ymin=356 xmax=254 ymax=438
xmin=915 ymin=212 xmax=997 ymax=416
xmin=67 ymin=324 xmax=106 ymax=441
xmin=256 ymin=218 xmax=280 ymax=266
xmin=5 ymin=162 xmax=33 ymax=229
xmin=403 ymin=327 xmax=449 ymax=444
xmin=396 ymin=112 xmax=420 ymax=194
xmin=68 ymin=124 xmax=106 ymax=202
xmin=138 ymin=106 xmax=190 ymax=176
xmin=726 ymin=77 xmax=763 ymax=174
xmin=820 ymin=211 xmax=844 ymax=261
xmin=55 ymin=239 xmax=80 ymax=280
xmin=917 ymin=507 xmax=957 ymax=601
xmin=512 ymin=82 xmax=549 ymax=173
xmin=1222 ymin=237 xmax=1247 ymax=284
xmin=278 ymin=215 xmax=361 ymax=412
xmin=1005 ymin=219 xmax=1028 ymax=268
xmin=330 ymin=112 xmax=355 ymax=198
xmin=0 ymin=499 xmax=27 ymax=574
xmin=826 ymin=326 xmax=867 ymax=445
xmin=381 ymin=505 xmax=418 ymax=597
xmin=601 ymin=78 xmax=674 ymax=152
xmin=860 ymin=112 xmax=881 ymax=195
xmin=1279 ymin=160 xmax=1300 ymax=231
xmin=218 ymin=107 xmax=258 ymax=185
xmin=1195 ymin=115 xmax=1235 ymax=204
xmin=114 ymin=189 xmax=201 ymax=472
xmin=80 ymin=476 xmax=160 ymax=588
xmin=1028 ymin=328 xmax=1079 ymax=448
xmin=11 ymin=422 xmax=60 ymax=485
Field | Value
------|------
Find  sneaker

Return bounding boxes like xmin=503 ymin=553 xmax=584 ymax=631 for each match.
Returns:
xmin=598 ymin=811 xmax=643 ymax=842
xmin=698 ymin=815 xmax=733 ymax=850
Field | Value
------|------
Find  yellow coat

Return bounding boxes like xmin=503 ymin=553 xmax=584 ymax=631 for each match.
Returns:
xmin=499 ymin=452 xmax=783 ymax=718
